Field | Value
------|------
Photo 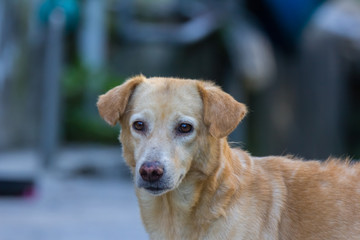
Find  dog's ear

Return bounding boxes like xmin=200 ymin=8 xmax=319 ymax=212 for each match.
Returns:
xmin=97 ymin=75 xmax=145 ymax=126
xmin=197 ymin=82 xmax=247 ymax=138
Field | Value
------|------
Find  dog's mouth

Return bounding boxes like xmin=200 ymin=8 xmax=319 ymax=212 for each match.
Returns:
xmin=138 ymin=180 xmax=172 ymax=195
xmin=144 ymin=186 xmax=169 ymax=195
xmin=146 ymin=186 xmax=163 ymax=191
xmin=137 ymin=172 xmax=185 ymax=196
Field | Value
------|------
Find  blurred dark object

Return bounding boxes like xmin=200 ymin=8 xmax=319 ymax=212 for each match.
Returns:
xmin=295 ymin=0 xmax=360 ymax=159
xmin=116 ymin=0 xmax=232 ymax=44
xmin=0 ymin=179 xmax=35 ymax=197
xmin=246 ymin=0 xmax=326 ymax=51
xmin=248 ymin=0 xmax=360 ymax=159
xmin=0 ymin=150 xmax=38 ymax=197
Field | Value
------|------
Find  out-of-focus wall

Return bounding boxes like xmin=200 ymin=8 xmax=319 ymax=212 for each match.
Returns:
xmin=0 ymin=0 xmax=359 ymax=160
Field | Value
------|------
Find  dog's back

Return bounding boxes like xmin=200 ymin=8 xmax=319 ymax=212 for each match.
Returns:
xmin=252 ymin=156 xmax=360 ymax=239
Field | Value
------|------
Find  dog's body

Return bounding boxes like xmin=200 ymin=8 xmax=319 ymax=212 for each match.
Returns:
xmin=97 ymin=76 xmax=360 ymax=240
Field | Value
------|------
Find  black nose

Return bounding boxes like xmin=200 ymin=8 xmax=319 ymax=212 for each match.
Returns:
xmin=139 ymin=161 xmax=164 ymax=182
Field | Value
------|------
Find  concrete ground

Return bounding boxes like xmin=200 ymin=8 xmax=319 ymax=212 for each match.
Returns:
xmin=0 ymin=147 xmax=148 ymax=240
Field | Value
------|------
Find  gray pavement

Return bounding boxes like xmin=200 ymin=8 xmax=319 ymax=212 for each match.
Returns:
xmin=0 ymin=147 xmax=148 ymax=240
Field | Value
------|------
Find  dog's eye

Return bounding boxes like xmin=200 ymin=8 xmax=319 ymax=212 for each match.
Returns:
xmin=133 ymin=121 xmax=145 ymax=131
xmin=177 ymin=123 xmax=193 ymax=134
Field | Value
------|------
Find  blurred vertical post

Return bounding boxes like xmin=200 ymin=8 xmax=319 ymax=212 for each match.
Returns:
xmin=79 ymin=0 xmax=107 ymax=114
xmin=40 ymin=8 xmax=65 ymax=167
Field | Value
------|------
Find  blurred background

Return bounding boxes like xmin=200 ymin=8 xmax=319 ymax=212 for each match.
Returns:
xmin=0 ymin=0 xmax=360 ymax=239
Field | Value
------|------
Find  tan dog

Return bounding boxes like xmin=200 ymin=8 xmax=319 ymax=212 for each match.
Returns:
xmin=97 ymin=75 xmax=360 ymax=240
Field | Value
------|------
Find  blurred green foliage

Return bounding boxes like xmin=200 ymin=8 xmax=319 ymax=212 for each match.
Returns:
xmin=62 ymin=61 xmax=125 ymax=144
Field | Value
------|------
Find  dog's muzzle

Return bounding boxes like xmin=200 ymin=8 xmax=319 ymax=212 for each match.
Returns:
xmin=138 ymin=161 xmax=170 ymax=195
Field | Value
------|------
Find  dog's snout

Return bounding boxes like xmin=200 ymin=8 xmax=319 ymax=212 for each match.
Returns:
xmin=139 ymin=161 xmax=164 ymax=182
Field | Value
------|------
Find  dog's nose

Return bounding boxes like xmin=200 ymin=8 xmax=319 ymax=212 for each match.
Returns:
xmin=139 ymin=161 xmax=164 ymax=182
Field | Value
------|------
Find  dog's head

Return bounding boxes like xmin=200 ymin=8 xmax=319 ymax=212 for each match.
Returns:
xmin=97 ymin=75 xmax=247 ymax=195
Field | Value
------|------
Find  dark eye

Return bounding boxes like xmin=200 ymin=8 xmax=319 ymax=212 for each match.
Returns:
xmin=177 ymin=123 xmax=193 ymax=134
xmin=133 ymin=121 xmax=145 ymax=131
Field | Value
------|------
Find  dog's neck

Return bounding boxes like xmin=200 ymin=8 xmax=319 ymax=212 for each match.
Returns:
xmin=136 ymin=138 xmax=252 ymax=239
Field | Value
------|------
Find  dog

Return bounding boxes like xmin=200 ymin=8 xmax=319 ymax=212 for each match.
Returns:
xmin=97 ymin=75 xmax=360 ymax=240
